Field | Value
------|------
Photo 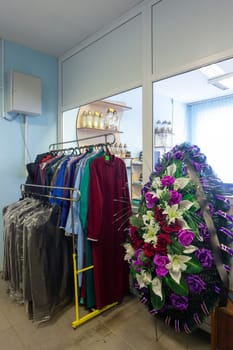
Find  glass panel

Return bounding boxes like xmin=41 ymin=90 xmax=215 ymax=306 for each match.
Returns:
xmin=153 ymin=57 xmax=233 ymax=189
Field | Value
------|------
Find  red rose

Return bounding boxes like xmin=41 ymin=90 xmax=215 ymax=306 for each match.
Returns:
xmin=155 ymin=207 xmax=166 ymax=223
xmin=155 ymin=234 xmax=172 ymax=254
xmin=144 ymin=243 xmax=156 ymax=259
xmin=161 ymin=219 xmax=182 ymax=234
xmin=129 ymin=226 xmax=144 ymax=250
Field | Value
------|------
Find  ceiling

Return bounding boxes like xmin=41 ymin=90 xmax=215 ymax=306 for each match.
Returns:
xmin=1 ymin=0 xmax=233 ymax=103
xmin=0 ymin=0 xmax=145 ymax=57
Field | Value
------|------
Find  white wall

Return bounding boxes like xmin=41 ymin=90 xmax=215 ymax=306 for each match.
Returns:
xmin=61 ymin=13 xmax=143 ymax=112
xmin=60 ymin=0 xmax=233 ymax=181
xmin=152 ymin=0 xmax=233 ymax=80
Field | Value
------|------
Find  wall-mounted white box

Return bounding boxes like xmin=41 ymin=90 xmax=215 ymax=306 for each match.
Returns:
xmin=7 ymin=70 xmax=42 ymax=116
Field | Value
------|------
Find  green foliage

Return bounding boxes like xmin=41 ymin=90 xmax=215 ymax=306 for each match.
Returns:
xmin=164 ymin=275 xmax=189 ymax=296
xmin=130 ymin=215 xmax=143 ymax=228
xmin=149 ymin=285 xmax=165 ymax=310
xmin=185 ymin=257 xmax=203 ymax=273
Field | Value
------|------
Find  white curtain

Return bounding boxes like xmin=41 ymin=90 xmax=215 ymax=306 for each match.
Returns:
xmin=189 ymin=95 xmax=233 ymax=183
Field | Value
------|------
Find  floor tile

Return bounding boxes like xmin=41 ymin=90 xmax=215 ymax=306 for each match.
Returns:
xmin=0 ymin=327 xmax=25 ymax=350
xmin=0 ymin=309 xmax=11 ymax=331
xmin=0 ymin=278 xmax=211 ymax=350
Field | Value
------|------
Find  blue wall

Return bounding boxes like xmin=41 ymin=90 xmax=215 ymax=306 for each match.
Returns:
xmin=0 ymin=40 xmax=58 ymax=269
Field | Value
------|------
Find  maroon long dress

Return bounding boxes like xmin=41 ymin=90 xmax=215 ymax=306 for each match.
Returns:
xmin=87 ymin=155 xmax=132 ymax=309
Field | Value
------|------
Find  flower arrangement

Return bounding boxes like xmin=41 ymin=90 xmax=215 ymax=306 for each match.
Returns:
xmin=124 ymin=143 xmax=233 ymax=333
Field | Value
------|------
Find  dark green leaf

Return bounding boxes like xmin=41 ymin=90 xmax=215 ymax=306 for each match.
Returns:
xmin=129 ymin=215 xmax=143 ymax=228
xmin=170 ymin=236 xmax=184 ymax=254
xmin=185 ymin=257 xmax=203 ymax=273
xmin=164 ymin=275 xmax=189 ymax=296
xmin=149 ymin=285 xmax=165 ymax=310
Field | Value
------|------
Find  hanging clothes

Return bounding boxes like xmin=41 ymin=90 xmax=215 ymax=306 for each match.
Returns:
xmin=65 ymin=149 xmax=104 ymax=290
xmin=87 ymin=154 xmax=132 ymax=309
xmin=4 ymin=135 xmax=132 ymax=325
xmin=2 ymin=197 xmax=73 ymax=322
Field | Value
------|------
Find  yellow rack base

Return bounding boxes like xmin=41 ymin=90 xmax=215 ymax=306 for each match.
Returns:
xmin=72 ymin=253 xmax=118 ymax=329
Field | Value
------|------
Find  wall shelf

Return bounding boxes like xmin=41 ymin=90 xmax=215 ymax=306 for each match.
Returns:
xmin=76 ymin=99 xmax=131 ymax=144
xmin=77 ymin=127 xmax=123 ymax=134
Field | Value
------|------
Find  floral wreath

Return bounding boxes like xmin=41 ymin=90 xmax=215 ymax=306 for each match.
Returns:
xmin=124 ymin=143 xmax=233 ymax=333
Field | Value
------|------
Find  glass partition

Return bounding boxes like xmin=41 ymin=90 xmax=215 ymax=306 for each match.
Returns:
xmin=153 ymin=57 xmax=233 ymax=191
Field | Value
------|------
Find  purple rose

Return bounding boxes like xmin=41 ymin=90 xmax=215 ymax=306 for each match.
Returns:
xmin=172 ymin=151 xmax=184 ymax=160
xmin=145 ymin=192 xmax=158 ymax=209
xmin=156 ymin=266 xmax=169 ymax=277
xmin=169 ymin=190 xmax=182 ymax=205
xmin=134 ymin=248 xmax=143 ymax=272
xmin=161 ymin=175 xmax=175 ymax=187
xmin=170 ymin=293 xmax=189 ymax=310
xmin=153 ymin=254 xmax=170 ymax=266
xmin=154 ymin=254 xmax=169 ymax=277
xmin=195 ymin=248 xmax=214 ymax=268
xmin=193 ymin=161 xmax=202 ymax=172
xmin=186 ymin=274 xmax=206 ymax=294
xmin=177 ymin=229 xmax=195 ymax=246
xmin=198 ymin=223 xmax=210 ymax=241
xmin=154 ymin=164 xmax=163 ymax=176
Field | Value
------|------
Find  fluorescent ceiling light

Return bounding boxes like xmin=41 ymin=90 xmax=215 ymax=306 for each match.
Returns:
xmin=208 ymin=72 xmax=233 ymax=90
xmin=199 ymin=64 xmax=224 ymax=78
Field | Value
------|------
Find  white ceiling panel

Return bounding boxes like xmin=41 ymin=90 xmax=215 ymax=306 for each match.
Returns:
xmin=0 ymin=0 xmax=145 ymax=56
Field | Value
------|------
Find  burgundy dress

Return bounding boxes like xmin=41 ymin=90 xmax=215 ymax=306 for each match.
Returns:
xmin=87 ymin=155 xmax=132 ymax=309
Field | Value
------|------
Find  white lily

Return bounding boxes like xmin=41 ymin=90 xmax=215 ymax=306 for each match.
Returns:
xmin=152 ymin=177 xmax=162 ymax=190
xmin=179 ymin=200 xmax=193 ymax=211
xmin=124 ymin=243 xmax=135 ymax=261
xmin=136 ymin=270 xmax=152 ymax=288
xmin=151 ymin=277 xmax=163 ymax=300
xmin=142 ymin=225 xmax=159 ymax=244
xmin=174 ymin=177 xmax=190 ymax=190
xmin=183 ymin=245 xmax=198 ymax=254
xmin=163 ymin=204 xmax=184 ymax=224
xmin=166 ymin=163 xmax=177 ymax=177
xmin=142 ymin=210 xmax=155 ymax=226
xmin=166 ymin=254 xmax=191 ymax=284
xmin=177 ymin=217 xmax=190 ymax=229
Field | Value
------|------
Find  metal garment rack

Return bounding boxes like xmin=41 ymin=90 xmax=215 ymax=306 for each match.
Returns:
xmin=49 ymin=132 xmax=116 ymax=152
xmin=22 ymin=134 xmax=118 ymax=328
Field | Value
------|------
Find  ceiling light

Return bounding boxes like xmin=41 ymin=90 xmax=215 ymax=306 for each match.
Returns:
xmin=199 ymin=64 xmax=224 ymax=78
xmin=208 ymin=72 xmax=233 ymax=90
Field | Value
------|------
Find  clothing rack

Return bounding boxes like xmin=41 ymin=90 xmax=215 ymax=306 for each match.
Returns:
xmin=22 ymin=134 xmax=120 ymax=328
xmin=20 ymin=183 xmax=80 ymax=260
xmin=49 ymin=132 xmax=116 ymax=151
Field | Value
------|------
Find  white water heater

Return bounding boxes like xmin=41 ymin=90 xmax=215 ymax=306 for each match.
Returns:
xmin=7 ymin=70 xmax=42 ymax=116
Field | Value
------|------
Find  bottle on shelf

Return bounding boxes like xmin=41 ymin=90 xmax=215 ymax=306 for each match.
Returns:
xmin=87 ymin=110 xmax=93 ymax=128
xmin=118 ymin=143 xmax=123 ymax=158
xmin=80 ymin=110 xmax=88 ymax=128
xmin=105 ymin=107 xmax=115 ymax=129
xmin=98 ymin=112 xmax=105 ymax=129
xmin=113 ymin=110 xmax=119 ymax=131
xmin=93 ymin=111 xmax=100 ymax=129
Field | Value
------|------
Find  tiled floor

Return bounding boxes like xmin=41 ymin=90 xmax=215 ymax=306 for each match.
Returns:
xmin=0 ymin=278 xmax=211 ymax=350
